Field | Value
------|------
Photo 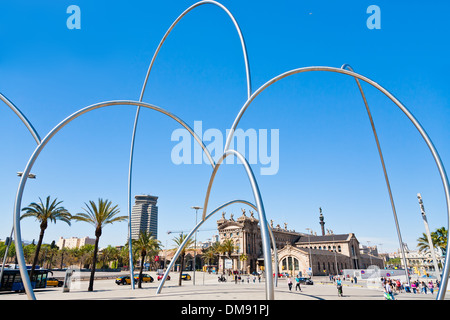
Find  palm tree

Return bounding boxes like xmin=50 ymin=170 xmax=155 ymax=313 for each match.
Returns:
xmin=172 ymin=234 xmax=194 ymax=286
xmin=417 ymin=227 xmax=448 ymax=256
xmin=21 ymin=196 xmax=71 ymax=279
xmin=219 ymin=239 xmax=236 ymax=272
xmin=72 ymin=198 xmax=127 ymax=291
xmin=132 ymin=231 xmax=161 ymax=288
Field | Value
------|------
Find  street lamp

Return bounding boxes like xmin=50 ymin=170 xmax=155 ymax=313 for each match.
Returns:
xmin=417 ymin=193 xmax=441 ymax=281
xmin=17 ymin=172 xmax=36 ymax=179
xmin=191 ymin=206 xmax=202 ymax=286
xmin=305 ymin=228 xmax=313 ymax=276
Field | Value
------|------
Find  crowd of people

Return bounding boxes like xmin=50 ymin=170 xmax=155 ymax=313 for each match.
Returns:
xmin=381 ymin=277 xmax=440 ymax=300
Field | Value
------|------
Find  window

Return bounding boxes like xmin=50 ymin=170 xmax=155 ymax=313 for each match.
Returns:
xmin=294 ymin=258 xmax=299 ymax=270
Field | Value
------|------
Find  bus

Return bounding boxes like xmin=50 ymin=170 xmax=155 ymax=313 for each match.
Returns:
xmin=0 ymin=269 xmax=49 ymax=292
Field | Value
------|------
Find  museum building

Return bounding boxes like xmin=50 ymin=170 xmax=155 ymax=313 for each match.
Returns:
xmin=217 ymin=209 xmax=384 ymax=276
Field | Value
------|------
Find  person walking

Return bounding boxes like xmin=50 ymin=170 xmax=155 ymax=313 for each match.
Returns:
xmin=411 ymin=281 xmax=417 ymax=294
xmin=384 ymin=280 xmax=395 ymax=300
xmin=428 ymin=281 xmax=434 ymax=295
xmin=287 ymin=276 xmax=293 ymax=291
xmin=295 ymin=275 xmax=302 ymax=292
xmin=421 ymin=281 xmax=427 ymax=294
xmin=336 ymin=277 xmax=343 ymax=297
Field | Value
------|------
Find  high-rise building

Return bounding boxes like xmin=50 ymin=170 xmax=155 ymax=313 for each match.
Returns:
xmin=131 ymin=194 xmax=158 ymax=240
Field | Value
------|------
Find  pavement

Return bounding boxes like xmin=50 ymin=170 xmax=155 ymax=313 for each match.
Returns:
xmin=0 ymin=270 xmax=444 ymax=301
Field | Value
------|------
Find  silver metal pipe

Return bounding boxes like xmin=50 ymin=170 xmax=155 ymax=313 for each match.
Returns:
xmin=127 ymin=0 xmax=251 ymax=286
xmin=12 ymin=100 xmax=213 ymax=300
xmin=341 ymin=63 xmax=410 ymax=288
xmin=0 ymin=93 xmax=41 ymax=144
xmin=200 ymin=149 xmax=274 ymax=299
xmin=157 ymin=199 xmax=278 ymax=293
xmin=0 ymin=93 xmax=41 ymax=284
xmin=224 ymin=66 xmax=450 ymax=300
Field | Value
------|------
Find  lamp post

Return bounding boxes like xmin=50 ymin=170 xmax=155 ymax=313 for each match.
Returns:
xmin=191 ymin=206 xmax=202 ymax=285
xmin=417 ymin=193 xmax=441 ymax=281
xmin=305 ymin=228 xmax=313 ymax=276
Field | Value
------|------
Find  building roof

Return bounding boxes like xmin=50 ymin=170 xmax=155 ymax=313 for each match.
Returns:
xmin=295 ymin=233 xmax=352 ymax=244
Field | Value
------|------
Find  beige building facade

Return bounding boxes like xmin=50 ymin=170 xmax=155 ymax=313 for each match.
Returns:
xmin=217 ymin=210 xmax=384 ymax=275
xmin=56 ymin=236 xmax=96 ymax=249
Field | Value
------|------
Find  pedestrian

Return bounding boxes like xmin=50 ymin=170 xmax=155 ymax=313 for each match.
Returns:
xmin=287 ymin=276 xmax=293 ymax=291
xmin=384 ymin=281 xmax=395 ymax=300
xmin=295 ymin=275 xmax=302 ymax=292
xmin=411 ymin=281 xmax=417 ymax=294
xmin=421 ymin=281 xmax=427 ymax=294
xmin=234 ymin=274 xmax=238 ymax=284
xmin=336 ymin=277 xmax=343 ymax=297
xmin=396 ymin=279 xmax=402 ymax=293
xmin=428 ymin=281 xmax=434 ymax=295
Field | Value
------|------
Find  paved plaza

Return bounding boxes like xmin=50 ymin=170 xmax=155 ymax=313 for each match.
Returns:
xmin=0 ymin=270 xmax=444 ymax=301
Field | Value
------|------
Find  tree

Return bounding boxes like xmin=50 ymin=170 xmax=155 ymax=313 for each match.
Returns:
xmin=172 ymin=234 xmax=194 ymax=286
xmin=21 ymin=196 xmax=71 ymax=279
xmin=219 ymin=239 xmax=236 ymax=272
xmin=132 ymin=231 xmax=161 ymax=288
xmin=417 ymin=227 xmax=448 ymax=256
xmin=72 ymin=198 xmax=127 ymax=291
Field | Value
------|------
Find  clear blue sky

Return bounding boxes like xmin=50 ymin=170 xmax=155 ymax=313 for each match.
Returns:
xmin=0 ymin=0 xmax=448 ymax=253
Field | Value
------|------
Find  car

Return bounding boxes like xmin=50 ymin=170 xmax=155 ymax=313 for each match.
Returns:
xmin=135 ymin=273 xmax=154 ymax=283
xmin=273 ymin=273 xmax=283 ymax=277
xmin=297 ymin=277 xmax=313 ymax=285
xmin=181 ymin=273 xmax=191 ymax=280
xmin=115 ymin=275 xmax=136 ymax=285
xmin=46 ymin=277 xmax=63 ymax=287
xmin=281 ymin=272 xmax=289 ymax=277
xmin=157 ymin=274 xmax=170 ymax=281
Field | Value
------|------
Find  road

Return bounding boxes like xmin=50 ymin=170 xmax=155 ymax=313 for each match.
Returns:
xmin=0 ymin=270 xmax=444 ymax=301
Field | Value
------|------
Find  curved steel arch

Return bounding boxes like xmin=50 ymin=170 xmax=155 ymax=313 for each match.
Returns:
xmin=12 ymin=100 xmax=214 ymax=300
xmin=156 ymin=199 xmax=279 ymax=294
xmin=0 ymin=92 xmax=41 ymax=285
xmin=126 ymin=0 xmax=251 ymax=287
xmin=223 ymin=66 xmax=450 ymax=299
xmin=0 ymin=93 xmax=41 ymax=144
xmin=197 ymin=149 xmax=274 ymax=299
xmin=341 ymin=63 xmax=410 ymax=287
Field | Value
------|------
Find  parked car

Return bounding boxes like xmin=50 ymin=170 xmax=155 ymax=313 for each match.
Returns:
xmin=273 ymin=273 xmax=283 ymax=277
xmin=115 ymin=275 xmax=136 ymax=285
xmin=47 ymin=277 xmax=63 ymax=287
xmin=298 ymin=277 xmax=313 ymax=285
xmin=181 ymin=273 xmax=191 ymax=280
xmin=135 ymin=274 xmax=154 ymax=283
xmin=157 ymin=274 xmax=170 ymax=281
xmin=281 ymin=272 xmax=289 ymax=277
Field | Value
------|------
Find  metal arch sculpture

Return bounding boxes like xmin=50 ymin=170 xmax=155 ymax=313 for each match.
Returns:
xmin=0 ymin=92 xmax=41 ymax=284
xmin=223 ymin=65 xmax=450 ymax=300
xmin=12 ymin=100 xmax=215 ymax=300
xmin=156 ymin=149 xmax=275 ymax=300
xmin=9 ymin=1 xmax=449 ymax=302
xmin=126 ymin=0 xmax=252 ymax=288
xmin=341 ymin=63 xmax=410 ymax=287
xmin=0 ymin=93 xmax=41 ymax=144
xmin=156 ymin=199 xmax=280 ymax=295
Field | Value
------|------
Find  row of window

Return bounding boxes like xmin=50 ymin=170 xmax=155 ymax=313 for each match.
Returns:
xmin=281 ymin=256 xmax=349 ymax=273
xmin=301 ymin=245 xmax=342 ymax=252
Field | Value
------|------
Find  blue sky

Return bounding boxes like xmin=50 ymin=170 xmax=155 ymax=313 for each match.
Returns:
xmin=0 ymin=0 xmax=449 ymax=253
